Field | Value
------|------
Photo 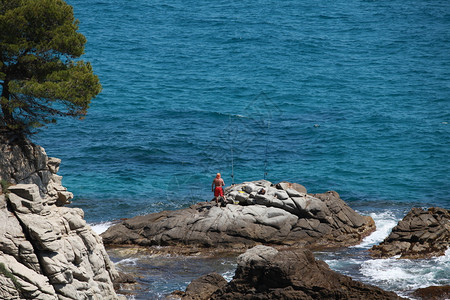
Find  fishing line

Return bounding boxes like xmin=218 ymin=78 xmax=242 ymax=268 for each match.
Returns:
xmin=264 ymin=120 xmax=270 ymax=180
xmin=229 ymin=115 xmax=235 ymax=185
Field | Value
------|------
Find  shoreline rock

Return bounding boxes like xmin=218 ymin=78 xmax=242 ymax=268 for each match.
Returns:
xmin=0 ymin=135 xmax=124 ymax=299
xmin=101 ymin=180 xmax=375 ymax=252
xmin=1 ymin=184 xmax=123 ymax=299
xmin=370 ymin=207 xmax=449 ymax=259
xmin=176 ymin=245 xmax=406 ymax=300
xmin=0 ymin=134 xmax=73 ymax=206
xmin=412 ymin=285 xmax=450 ymax=300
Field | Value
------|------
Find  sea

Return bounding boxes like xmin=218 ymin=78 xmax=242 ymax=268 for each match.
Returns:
xmin=34 ymin=0 xmax=449 ymax=299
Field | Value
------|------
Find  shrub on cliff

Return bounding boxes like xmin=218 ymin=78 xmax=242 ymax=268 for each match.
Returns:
xmin=0 ymin=0 xmax=101 ymax=134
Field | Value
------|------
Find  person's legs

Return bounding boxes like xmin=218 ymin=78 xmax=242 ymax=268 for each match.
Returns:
xmin=214 ymin=187 xmax=220 ymax=205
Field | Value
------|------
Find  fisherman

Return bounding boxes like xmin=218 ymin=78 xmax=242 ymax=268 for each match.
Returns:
xmin=212 ymin=173 xmax=226 ymax=206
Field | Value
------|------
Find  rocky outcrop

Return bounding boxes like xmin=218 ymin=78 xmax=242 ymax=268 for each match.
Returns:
xmin=101 ymin=180 xmax=375 ymax=251
xmin=413 ymin=285 xmax=450 ymax=300
xmin=0 ymin=185 xmax=124 ymax=299
xmin=370 ymin=207 xmax=449 ymax=259
xmin=177 ymin=245 xmax=405 ymax=300
xmin=0 ymin=135 xmax=73 ymax=206
xmin=0 ymin=135 xmax=124 ymax=299
xmin=177 ymin=273 xmax=228 ymax=300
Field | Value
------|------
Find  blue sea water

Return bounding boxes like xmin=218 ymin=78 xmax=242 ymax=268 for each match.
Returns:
xmin=34 ymin=0 xmax=449 ymax=298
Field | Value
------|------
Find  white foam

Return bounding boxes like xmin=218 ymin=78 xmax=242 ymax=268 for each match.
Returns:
xmin=327 ymin=208 xmax=449 ymax=296
xmin=115 ymin=257 xmax=139 ymax=266
xmin=222 ymin=270 xmax=235 ymax=282
xmin=90 ymin=221 xmax=114 ymax=235
xmin=360 ymin=249 xmax=450 ymax=293
xmin=352 ymin=210 xmax=398 ymax=249
xmin=361 ymin=257 xmax=416 ymax=283
xmin=436 ymin=248 xmax=450 ymax=263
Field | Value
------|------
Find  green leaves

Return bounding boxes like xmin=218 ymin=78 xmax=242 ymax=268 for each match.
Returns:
xmin=0 ymin=0 xmax=85 ymax=57
xmin=0 ymin=0 xmax=101 ymax=134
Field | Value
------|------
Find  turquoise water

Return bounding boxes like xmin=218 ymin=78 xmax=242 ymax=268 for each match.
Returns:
xmin=34 ymin=0 xmax=449 ymax=298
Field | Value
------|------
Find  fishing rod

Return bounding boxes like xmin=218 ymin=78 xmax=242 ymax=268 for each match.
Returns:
xmin=229 ymin=115 xmax=235 ymax=185
xmin=264 ymin=120 xmax=270 ymax=180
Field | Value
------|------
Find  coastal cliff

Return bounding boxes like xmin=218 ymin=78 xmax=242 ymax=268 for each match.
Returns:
xmin=0 ymin=135 xmax=123 ymax=299
xmin=0 ymin=135 xmax=72 ymax=206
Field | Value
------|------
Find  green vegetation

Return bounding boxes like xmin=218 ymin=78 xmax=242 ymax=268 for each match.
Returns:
xmin=0 ymin=0 xmax=101 ymax=134
xmin=0 ymin=179 xmax=10 ymax=194
xmin=0 ymin=262 xmax=22 ymax=292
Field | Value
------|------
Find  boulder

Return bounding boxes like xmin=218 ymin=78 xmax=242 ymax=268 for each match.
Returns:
xmin=0 ymin=134 xmax=73 ymax=206
xmin=275 ymin=181 xmax=307 ymax=194
xmin=180 ymin=245 xmax=405 ymax=300
xmin=179 ymin=273 xmax=228 ymax=300
xmin=412 ymin=285 xmax=450 ymax=300
xmin=370 ymin=207 xmax=449 ymax=259
xmin=102 ymin=180 xmax=375 ymax=251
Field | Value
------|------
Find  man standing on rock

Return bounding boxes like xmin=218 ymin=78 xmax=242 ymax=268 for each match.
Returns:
xmin=212 ymin=173 xmax=226 ymax=206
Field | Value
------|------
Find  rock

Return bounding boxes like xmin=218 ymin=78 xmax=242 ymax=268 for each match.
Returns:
xmin=0 ymin=135 xmax=125 ymax=299
xmin=0 ymin=273 xmax=21 ymax=300
xmin=180 ymin=273 xmax=228 ymax=300
xmin=182 ymin=245 xmax=405 ymax=300
xmin=0 ymin=253 xmax=57 ymax=299
xmin=370 ymin=207 xmax=450 ymax=259
xmin=0 ymin=134 xmax=73 ymax=206
xmin=236 ymin=245 xmax=278 ymax=267
xmin=112 ymin=271 xmax=138 ymax=292
xmin=102 ymin=180 xmax=375 ymax=251
xmin=0 ymin=184 xmax=124 ymax=299
xmin=275 ymin=181 xmax=307 ymax=194
xmin=412 ymin=285 xmax=450 ymax=300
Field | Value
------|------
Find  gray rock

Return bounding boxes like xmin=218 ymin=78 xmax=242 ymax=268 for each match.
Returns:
xmin=275 ymin=181 xmax=307 ymax=194
xmin=102 ymin=180 xmax=375 ymax=251
xmin=236 ymin=245 xmax=279 ymax=267
xmin=0 ymin=135 xmax=73 ymax=205
xmin=0 ymin=136 xmax=124 ymax=299
xmin=1 ymin=184 xmax=123 ymax=298
xmin=0 ymin=273 xmax=21 ymax=300
xmin=47 ymin=157 xmax=61 ymax=174
xmin=371 ymin=207 xmax=449 ymax=259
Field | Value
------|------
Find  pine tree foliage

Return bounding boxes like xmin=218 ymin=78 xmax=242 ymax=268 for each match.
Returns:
xmin=0 ymin=0 xmax=101 ymax=133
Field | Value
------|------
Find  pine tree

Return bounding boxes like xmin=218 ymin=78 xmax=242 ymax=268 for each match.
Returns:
xmin=0 ymin=0 xmax=101 ymax=134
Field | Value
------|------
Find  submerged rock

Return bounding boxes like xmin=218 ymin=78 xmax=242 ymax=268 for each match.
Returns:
xmin=177 ymin=245 xmax=405 ymax=300
xmin=370 ymin=207 xmax=450 ymax=259
xmin=102 ymin=180 xmax=375 ymax=251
